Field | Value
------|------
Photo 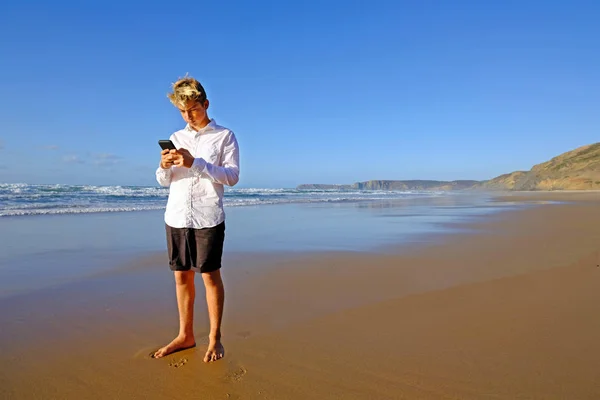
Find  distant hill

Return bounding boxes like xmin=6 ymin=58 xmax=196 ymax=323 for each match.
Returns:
xmin=353 ymin=180 xmax=480 ymax=191
xmin=297 ymin=180 xmax=480 ymax=191
xmin=297 ymin=184 xmax=353 ymax=190
xmin=481 ymin=142 xmax=600 ymax=190
xmin=297 ymin=142 xmax=600 ymax=191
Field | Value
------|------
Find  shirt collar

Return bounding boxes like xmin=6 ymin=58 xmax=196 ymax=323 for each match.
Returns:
xmin=185 ymin=119 xmax=217 ymax=135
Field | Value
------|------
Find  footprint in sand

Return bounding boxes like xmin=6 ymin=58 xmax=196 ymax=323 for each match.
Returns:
xmin=236 ymin=331 xmax=251 ymax=339
xmin=226 ymin=366 xmax=247 ymax=382
xmin=168 ymin=358 xmax=188 ymax=368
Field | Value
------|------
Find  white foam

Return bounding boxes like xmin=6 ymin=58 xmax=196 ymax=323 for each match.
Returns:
xmin=0 ymin=183 xmax=449 ymax=217
xmin=0 ymin=205 xmax=167 ymax=217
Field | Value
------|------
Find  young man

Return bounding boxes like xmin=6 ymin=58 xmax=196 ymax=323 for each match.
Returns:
xmin=154 ymin=76 xmax=240 ymax=362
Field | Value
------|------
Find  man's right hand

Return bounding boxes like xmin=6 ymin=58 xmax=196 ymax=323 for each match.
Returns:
xmin=160 ymin=149 xmax=177 ymax=169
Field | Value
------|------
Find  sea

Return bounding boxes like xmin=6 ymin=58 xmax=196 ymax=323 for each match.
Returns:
xmin=0 ymin=183 xmax=533 ymax=298
xmin=0 ymin=183 xmax=454 ymax=217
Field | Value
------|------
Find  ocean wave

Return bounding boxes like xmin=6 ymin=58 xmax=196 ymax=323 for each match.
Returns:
xmin=0 ymin=183 xmax=168 ymax=196
xmin=1 ymin=183 xmax=443 ymax=198
xmin=0 ymin=183 xmax=450 ymax=217
xmin=0 ymin=195 xmax=444 ymax=217
xmin=0 ymin=205 xmax=167 ymax=217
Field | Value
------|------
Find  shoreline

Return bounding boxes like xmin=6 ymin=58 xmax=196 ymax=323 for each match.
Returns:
xmin=0 ymin=191 xmax=522 ymax=299
xmin=1 ymin=192 xmax=600 ymax=399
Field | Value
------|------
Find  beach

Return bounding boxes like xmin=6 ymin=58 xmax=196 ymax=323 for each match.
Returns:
xmin=1 ymin=191 xmax=600 ymax=399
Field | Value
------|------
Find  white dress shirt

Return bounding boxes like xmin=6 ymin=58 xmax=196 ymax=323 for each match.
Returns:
xmin=156 ymin=119 xmax=240 ymax=229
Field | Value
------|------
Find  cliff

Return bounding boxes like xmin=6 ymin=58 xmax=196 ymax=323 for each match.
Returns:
xmin=481 ymin=142 xmax=600 ymax=190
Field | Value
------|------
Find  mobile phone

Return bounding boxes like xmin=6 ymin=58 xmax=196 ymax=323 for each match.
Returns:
xmin=158 ymin=140 xmax=177 ymax=151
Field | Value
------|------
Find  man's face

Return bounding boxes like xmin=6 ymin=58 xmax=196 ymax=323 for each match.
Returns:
xmin=178 ymin=99 xmax=209 ymax=130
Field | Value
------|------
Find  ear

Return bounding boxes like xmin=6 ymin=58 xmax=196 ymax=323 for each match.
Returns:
xmin=204 ymin=99 xmax=210 ymax=110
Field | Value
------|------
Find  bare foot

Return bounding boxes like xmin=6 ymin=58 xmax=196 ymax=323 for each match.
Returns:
xmin=152 ymin=335 xmax=196 ymax=359
xmin=204 ymin=340 xmax=225 ymax=363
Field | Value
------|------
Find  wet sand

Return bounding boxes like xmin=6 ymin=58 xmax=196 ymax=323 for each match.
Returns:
xmin=1 ymin=192 xmax=599 ymax=399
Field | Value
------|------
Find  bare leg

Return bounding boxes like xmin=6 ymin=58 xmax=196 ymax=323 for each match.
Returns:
xmin=153 ymin=271 xmax=197 ymax=358
xmin=202 ymin=269 xmax=225 ymax=362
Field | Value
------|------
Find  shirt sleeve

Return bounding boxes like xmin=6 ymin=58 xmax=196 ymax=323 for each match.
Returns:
xmin=156 ymin=164 xmax=173 ymax=187
xmin=190 ymin=131 xmax=240 ymax=186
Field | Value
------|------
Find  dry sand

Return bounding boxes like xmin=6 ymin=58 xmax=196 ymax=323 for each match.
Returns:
xmin=1 ymin=192 xmax=599 ymax=399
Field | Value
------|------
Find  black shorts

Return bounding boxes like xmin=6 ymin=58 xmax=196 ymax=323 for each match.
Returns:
xmin=165 ymin=222 xmax=225 ymax=273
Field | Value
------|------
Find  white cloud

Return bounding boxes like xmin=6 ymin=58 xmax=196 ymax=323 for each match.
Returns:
xmin=92 ymin=153 xmax=122 ymax=166
xmin=60 ymin=152 xmax=122 ymax=167
xmin=62 ymin=155 xmax=85 ymax=164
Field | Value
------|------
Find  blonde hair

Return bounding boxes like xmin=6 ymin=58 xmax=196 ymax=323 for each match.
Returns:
xmin=167 ymin=75 xmax=207 ymax=107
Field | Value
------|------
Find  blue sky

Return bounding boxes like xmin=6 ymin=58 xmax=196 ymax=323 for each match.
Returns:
xmin=0 ymin=0 xmax=598 ymax=188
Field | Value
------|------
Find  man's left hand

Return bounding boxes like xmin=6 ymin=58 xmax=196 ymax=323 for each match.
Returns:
xmin=173 ymin=148 xmax=195 ymax=168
